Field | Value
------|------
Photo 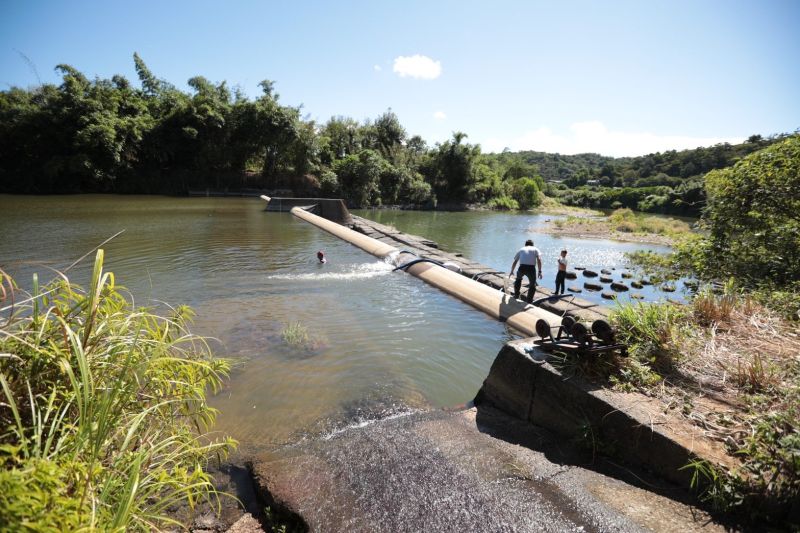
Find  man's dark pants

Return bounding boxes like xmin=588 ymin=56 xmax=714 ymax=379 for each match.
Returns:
xmin=514 ymin=264 xmax=537 ymax=303
xmin=555 ymin=270 xmax=566 ymax=294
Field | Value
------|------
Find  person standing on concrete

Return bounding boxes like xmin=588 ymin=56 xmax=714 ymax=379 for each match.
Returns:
xmin=509 ymin=239 xmax=542 ymax=303
xmin=555 ymin=249 xmax=568 ymax=295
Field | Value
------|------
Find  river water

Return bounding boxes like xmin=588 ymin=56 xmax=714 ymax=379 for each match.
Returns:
xmin=0 ymin=195 xmax=678 ymax=453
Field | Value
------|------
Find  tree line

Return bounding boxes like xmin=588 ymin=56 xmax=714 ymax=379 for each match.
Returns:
xmin=522 ymin=134 xmax=792 ymax=216
xmin=1 ymin=54 xmax=794 ymax=216
xmin=0 ymin=54 xmax=544 ymax=209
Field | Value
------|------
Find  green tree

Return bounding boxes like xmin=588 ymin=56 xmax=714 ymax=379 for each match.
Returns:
xmin=333 ymin=149 xmax=387 ymax=207
xmin=510 ymin=177 xmax=542 ymax=209
xmin=703 ymin=136 xmax=800 ymax=285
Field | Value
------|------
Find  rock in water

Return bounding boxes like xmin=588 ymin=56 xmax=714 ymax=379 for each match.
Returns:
xmin=631 ymin=281 xmax=644 ymax=289
xmin=601 ymin=291 xmax=617 ymax=300
xmin=601 ymin=269 xmax=612 ymax=275
xmin=599 ymin=276 xmax=613 ymax=283
xmin=610 ymin=282 xmax=629 ymax=292
xmin=584 ymin=282 xmax=602 ymax=291
xmin=583 ymin=270 xmax=598 ymax=278
xmin=565 ymin=271 xmax=577 ymax=280
xmin=568 ymin=285 xmax=583 ymax=293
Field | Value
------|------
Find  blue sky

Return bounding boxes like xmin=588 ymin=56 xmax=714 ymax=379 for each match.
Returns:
xmin=1 ymin=0 xmax=798 ymax=156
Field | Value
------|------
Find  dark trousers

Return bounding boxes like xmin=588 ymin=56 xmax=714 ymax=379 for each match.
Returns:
xmin=514 ymin=264 xmax=537 ymax=303
xmin=555 ymin=270 xmax=566 ymax=295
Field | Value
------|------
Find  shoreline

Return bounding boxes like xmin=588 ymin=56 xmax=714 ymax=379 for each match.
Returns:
xmin=534 ymin=223 xmax=677 ymax=246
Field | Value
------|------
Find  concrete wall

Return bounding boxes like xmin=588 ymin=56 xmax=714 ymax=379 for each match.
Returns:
xmin=265 ymin=198 xmax=352 ymax=224
xmin=475 ymin=340 xmax=734 ymax=489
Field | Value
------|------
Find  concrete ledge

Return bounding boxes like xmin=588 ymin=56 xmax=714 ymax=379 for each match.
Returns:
xmin=266 ymin=198 xmax=352 ymax=223
xmin=475 ymin=340 xmax=735 ymax=489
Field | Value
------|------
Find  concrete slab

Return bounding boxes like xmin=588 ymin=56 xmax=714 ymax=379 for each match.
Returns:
xmin=476 ymin=341 xmax=736 ymax=491
xmin=250 ymin=406 xmax=724 ymax=532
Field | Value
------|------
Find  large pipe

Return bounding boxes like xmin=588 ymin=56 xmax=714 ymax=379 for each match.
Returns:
xmin=291 ymin=207 xmax=559 ymax=337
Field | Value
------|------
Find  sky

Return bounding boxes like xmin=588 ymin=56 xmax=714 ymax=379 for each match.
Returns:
xmin=1 ymin=0 xmax=798 ymax=157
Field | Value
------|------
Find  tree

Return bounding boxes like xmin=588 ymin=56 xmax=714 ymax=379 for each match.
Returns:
xmin=333 ymin=149 xmax=387 ymax=207
xmin=510 ymin=177 xmax=542 ymax=210
xmin=703 ymin=135 xmax=800 ymax=285
xmin=425 ymin=132 xmax=481 ymax=203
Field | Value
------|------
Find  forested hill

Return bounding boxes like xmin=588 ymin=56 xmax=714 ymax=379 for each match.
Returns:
xmin=0 ymin=54 xmax=793 ymax=216
xmin=509 ymin=137 xmax=780 ymax=187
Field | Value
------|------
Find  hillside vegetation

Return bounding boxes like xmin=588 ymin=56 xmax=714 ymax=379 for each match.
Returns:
xmin=1 ymin=54 xmax=793 ymax=217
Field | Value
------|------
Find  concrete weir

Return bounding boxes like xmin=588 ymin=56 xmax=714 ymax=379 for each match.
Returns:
xmin=251 ymin=200 xmax=737 ymax=530
xmin=290 ymin=205 xmax=562 ymax=336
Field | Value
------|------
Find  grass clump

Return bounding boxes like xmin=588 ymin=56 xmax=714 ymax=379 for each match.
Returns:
xmin=281 ymin=321 xmax=327 ymax=353
xmin=0 ymin=250 xmax=235 ymax=531
xmin=612 ymin=301 xmax=688 ymax=376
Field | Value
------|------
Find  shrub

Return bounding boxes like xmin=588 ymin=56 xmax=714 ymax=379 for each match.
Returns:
xmin=486 ymin=196 xmax=519 ymax=210
xmin=0 ymin=251 xmax=234 ymax=530
xmin=703 ymin=135 xmax=800 ymax=286
xmin=611 ymin=301 xmax=688 ymax=373
xmin=509 ymin=177 xmax=542 ymax=209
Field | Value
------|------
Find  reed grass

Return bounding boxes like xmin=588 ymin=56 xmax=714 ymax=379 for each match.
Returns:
xmin=281 ymin=321 xmax=327 ymax=353
xmin=281 ymin=321 xmax=310 ymax=349
xmin=0 ymin=250 xmax=235 ymax=531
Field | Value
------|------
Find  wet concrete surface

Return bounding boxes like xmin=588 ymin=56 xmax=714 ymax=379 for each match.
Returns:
xmin=251 ymin=405 xmax=726 ymax=532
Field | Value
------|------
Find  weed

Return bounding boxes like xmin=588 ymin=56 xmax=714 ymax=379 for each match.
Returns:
xmin=282 ymin=321 xmax=310 ymax=349
xmin=680 ymin=459 xmax=744 ymax=512
xmin=0 ymin=251 xmax=235 ymax=530
xmin=281 ymin=321 xmax=327 ymax=353
xmin=611 ymin=301 xmax=688 ymax=373
xmin=731 ymin=353 xmax=778 ymax=394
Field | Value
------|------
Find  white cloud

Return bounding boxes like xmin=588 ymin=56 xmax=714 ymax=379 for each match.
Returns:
xmin=373 ymin=64 xmax=382 ymax=72
xmin=433 ymin=111 xmax=447 ymax=120
xmin=392 ymin=54 xmax=441 ymax=80
xmin=482 ymin=121 xmax=745 ymax=157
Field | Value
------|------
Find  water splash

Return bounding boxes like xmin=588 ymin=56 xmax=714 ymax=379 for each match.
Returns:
xmin=321 ymin=405 xmax=419 ymax=441
xmin=265 ymin=261 xmax=394 ymax=281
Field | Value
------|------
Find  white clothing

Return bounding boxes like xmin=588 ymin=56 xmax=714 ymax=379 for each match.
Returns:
xmin=558 ymin=257 xmax=568 ymax=270
xmin=514 ymin=246 xmax=541 ymax=266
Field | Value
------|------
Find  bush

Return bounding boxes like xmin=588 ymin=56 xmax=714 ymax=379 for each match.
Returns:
xmin=0 ymin=251 xmax=235 ymax=530
xmin=509 ymin=177 xmax=542 ymax=209
xmin=703 ymin=135 xmax=800 ymax=286
xmin=486 ymin=196 xmax=519 ymax=210
xmin=611 ymin=301 xmax=688 ymax=374
xmin=318 ymin=170 xmax=340 ymax=197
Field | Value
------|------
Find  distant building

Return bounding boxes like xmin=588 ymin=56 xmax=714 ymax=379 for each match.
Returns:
xmin=586 ymin=179 xmax=600 ymax=185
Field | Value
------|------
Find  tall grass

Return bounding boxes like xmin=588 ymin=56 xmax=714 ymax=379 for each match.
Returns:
xmin=611 ymin=301 xmax=688 ymax=374
xmin=281 ymin=321 xmax=327 ymax=353
xmin=609 ymin=208 xmax=691 ymax=236
xmin=0 ymin=250 xmax=235 ymax=530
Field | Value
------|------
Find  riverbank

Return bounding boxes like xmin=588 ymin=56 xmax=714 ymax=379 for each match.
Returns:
xmin=535 ymin=208 xmax=693 ymax=246
xmin=608 ymin=291 xmax=800 ymax=523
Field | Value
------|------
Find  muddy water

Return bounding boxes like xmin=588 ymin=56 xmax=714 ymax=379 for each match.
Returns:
xmin=0 ymin=195 xmax=679 ymax=453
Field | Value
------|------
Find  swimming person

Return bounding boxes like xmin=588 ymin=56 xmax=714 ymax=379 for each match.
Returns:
xmin=317 ymin=250 xmax=326 ymax=264
xmin=555 ymin=249 xmax=568 ymax=295
xmin=509 ymin=239 xmax=542 ymax=303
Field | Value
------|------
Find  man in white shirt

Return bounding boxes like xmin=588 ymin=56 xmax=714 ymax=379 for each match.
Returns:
xmin=509 ymin=239 xmax=542 ymax=303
